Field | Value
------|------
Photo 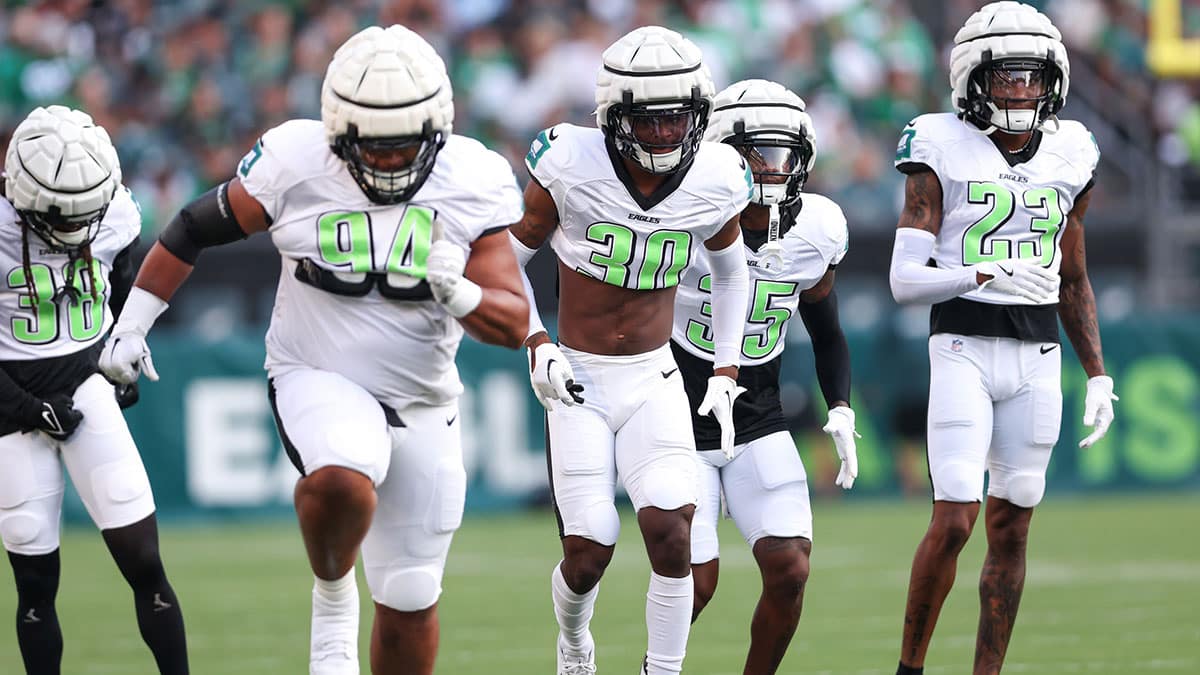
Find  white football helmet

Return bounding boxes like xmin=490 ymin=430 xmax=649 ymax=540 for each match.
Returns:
xmin=705 ymin=79 xmax=815 ymax=206
xmin=4 ymin=105 xmax=121 ymax=251
xmin=595 ymin=26 xmax=714 ymax=174
xmin=949 ymin=1 xmax=1070 ymax=134
xmin=321 ymin=25 xmax=454 ymax=204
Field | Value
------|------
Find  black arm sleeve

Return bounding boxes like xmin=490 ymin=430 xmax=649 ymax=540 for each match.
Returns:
xmin=158 ymin=182 xmax=247 ymax=264
xmin=108 ymin=239 xmax=140 ymax=320
xmin=798 ymin=288 xmax=851 ymax=408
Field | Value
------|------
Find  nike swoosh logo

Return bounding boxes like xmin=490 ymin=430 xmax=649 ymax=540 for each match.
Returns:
xmin=661 ymin=368 xmax=677 ymax=379
xmin=41 ymin=409 xmax=59 ymax=431
xmin=446 ymin=414 xmax=457 ymax=426
xmin=1040 ymin=345 xmax=1058 ymax=354
xmin=548 ymin=127 xmax=559 ymax=141
xmin=997 ymin=263 xmax=1014 ymax=276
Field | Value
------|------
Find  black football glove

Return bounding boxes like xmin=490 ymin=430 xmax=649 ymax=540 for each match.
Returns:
xmin=113 ymin=380 xmax=139 ymax=409
xmin=17 ymin=394 xmax=84 ymax=441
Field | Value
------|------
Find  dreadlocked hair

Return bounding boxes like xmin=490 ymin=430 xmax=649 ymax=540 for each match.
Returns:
xmin=52 ymin=244 xmax=96 ymax=306
xmin=19 ymin=221 xmax=39 ymax=304
xmin=18 ymin=221 xmax=98 ymax=307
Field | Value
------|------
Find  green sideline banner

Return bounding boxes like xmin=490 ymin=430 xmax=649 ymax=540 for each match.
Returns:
xmin=62 ymin=316 xmax=1200 ymax=523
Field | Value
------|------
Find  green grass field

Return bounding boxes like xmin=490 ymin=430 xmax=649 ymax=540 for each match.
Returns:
xmin=1 ymin=494 xmax=1197 ymax=674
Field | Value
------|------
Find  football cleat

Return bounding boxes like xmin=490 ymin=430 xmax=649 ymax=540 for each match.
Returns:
xmin=557 ymin=644 xmax=597 ymax=675
xmin=310 ymin=639 xmax=357 ymax=675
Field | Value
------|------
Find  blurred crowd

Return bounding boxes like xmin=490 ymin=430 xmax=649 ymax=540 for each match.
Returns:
xmin=1 ymin=0 xmax=1197 ymax=237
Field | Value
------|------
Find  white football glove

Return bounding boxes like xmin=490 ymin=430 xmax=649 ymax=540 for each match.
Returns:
xmin=976 ymin=259 xmax=1058 ymax=303
xmin=696 ymin=375 xmax=747 ymax=460
xmin=99 ymin=287 xmax=167 ymax=384
xmin=1079 ymin=375 xmax=1118 ymax=448
xmin=822 ymin=406 xmax=861 ymax=489
xmin=527 ymin=341 xmax=584 ymax=411
xmin=426 ymin=220 xmax=481 ymax=318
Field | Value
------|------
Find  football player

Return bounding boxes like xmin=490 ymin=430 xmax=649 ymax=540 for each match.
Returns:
xmin=888 ymin=3 xmax=1117 ymax=673
xmin=674 ymin=79 xmax=858 ymax=675
xmin=508 ymin=25 xmax=752 ymax=675
xmin=98 ymin=26 xmax=529 ymax=675
xmin=1 ymin=106 xmax=188 ymax=674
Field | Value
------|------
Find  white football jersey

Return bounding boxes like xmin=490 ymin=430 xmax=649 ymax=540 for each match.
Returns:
xmin=673 ymin=193 xmax=847 ymax=366
xmin=239 ymin=120 xmax=523 ymax=408
xmin=895 ymin=113 xmax=1098 ymax=305
xmin=526 ymin=124 xmax=751 ymax=290
xmin=0 ymin=187 xmax=140 ymax=361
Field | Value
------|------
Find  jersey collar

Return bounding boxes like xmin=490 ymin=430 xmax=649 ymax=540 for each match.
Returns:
xmin=604 ymin=135 xmax=694 ymax=211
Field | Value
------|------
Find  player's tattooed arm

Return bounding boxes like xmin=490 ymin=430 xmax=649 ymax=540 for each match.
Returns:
xmin=896 ymin=169 xmax=943 ymax=236
xmin=509 ymin=180 xmax=559 ymax=250
xmin=1057 ymin=190 xmax=1106 ymax=377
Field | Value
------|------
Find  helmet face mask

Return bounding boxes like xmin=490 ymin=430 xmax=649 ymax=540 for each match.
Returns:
xmin=966 ymin=55 xmax=1063 ymax=134
xmin=729 ymin=123 xmax=811 ymax=206
xmin=332 ymin=120 xmax=444 ymax=205
xmin=607 ymin=89 xmax=709 ymax=175
xmin=19 ymin=204 xmax=107 ymax=252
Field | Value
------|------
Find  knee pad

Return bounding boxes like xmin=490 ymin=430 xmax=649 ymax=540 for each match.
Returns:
xmin=636 ymin=466 xmax=697 ymax=513
xmin=372 ymin=565 xmax=443 ymax=612
xmin=581 ymin=500 xmax=620 ymax=546
xmin=87 ymin=458 xmax=153 ymax=530
xmin=999 ymin=473 xmax=1045 ymax=509
xmin=932 ymin=462 xmax=983 ymax=504
xmin=0 ymin=510 xmax=48 ymax=552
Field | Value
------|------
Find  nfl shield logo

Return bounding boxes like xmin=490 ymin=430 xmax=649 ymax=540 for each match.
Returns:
xmin=951 ymin=338 xmax=964 ymax=353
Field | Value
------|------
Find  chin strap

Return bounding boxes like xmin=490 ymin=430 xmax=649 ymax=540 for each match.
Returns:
xmin=758 ymin=203 xmax=786 ymax=271
xmin=962 ymin=116 xmax=997 ymax=136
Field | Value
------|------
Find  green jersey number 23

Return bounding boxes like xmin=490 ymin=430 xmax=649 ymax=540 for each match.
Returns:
xmin=963 ymin=181 xmax=1064 ymax=266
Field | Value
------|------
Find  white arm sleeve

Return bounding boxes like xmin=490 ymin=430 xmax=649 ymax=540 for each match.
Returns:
xmin=705 ymin=234 xmax=750 ymax=369
xmin=889 ymin=228 xmax=980 ymax=305
xmin=508 ymin=231 xmax=547 ymax=339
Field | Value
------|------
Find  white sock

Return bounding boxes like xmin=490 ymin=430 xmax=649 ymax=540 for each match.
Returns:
xmin=644 ymin=572 xmax=692 ymax=675
xmin=551 ymin=561 xmax=598 ymax=655
xmin=311 ymin=570 xmax=358 ymax=655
